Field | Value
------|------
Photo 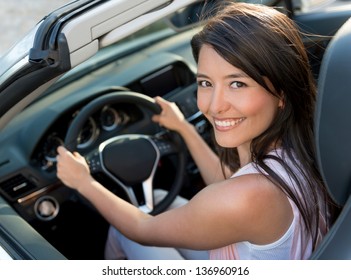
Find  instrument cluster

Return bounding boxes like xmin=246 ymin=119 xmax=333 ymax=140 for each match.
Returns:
xmin=35 ymin=104 xmax=139 ymax=171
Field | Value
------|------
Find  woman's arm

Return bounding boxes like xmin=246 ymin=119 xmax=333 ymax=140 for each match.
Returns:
xmin=152 ymin=96 xmax=231 ymax=184
xmin=56 ymin=146 xmax=293 ymax=250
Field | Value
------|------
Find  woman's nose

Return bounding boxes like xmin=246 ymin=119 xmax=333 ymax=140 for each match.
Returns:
xmin=209 ymin=86 xmax=229 ymax=114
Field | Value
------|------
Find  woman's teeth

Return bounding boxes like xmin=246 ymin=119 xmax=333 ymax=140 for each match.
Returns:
xmin=214 ymin=118 xmax=245 ymax=128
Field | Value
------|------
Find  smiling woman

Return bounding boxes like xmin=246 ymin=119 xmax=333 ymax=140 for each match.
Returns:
xmin=55 ymin=2 xmax=337 ymax=260
xmin=0 ymin=0 xmax=350 ymax=262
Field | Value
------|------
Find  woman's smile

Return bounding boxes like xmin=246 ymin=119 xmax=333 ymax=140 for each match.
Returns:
xmin=213 ymin=117 xmax=246 ymax=131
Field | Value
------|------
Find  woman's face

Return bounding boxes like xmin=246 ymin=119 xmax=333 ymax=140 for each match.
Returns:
xmin=197 ymin=44 xmax=281 ymax=153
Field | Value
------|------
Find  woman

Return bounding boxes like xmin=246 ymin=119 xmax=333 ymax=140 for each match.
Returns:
xmin=56 ymin=2 xmax=336 ymax=259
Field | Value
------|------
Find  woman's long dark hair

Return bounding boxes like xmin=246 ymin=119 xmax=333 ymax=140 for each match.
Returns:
xmin=191 ymin=2 xmax=338 ymax=249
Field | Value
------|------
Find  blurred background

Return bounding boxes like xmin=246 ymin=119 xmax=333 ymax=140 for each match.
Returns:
xmin=0 ymin=0 xmax=71 ymax=57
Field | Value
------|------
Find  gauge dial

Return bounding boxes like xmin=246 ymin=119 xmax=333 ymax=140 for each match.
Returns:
xmin=43 ymin=134 xmax=64 ymax=162
xmin=100 ymin=106 xmax=120 ymax=131
xmin=77 ymin=117 xmax=99 ymax=149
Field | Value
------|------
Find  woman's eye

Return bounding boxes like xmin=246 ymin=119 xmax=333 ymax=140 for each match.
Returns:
xmin=230 ymin=81 xmax=245 ymax=89
xmin=197 ymin=80 xmax=211 ymax=88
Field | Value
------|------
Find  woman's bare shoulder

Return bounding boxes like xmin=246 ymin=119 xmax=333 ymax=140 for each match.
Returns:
xmin=190 ymin=173 xmax=294 ymax=245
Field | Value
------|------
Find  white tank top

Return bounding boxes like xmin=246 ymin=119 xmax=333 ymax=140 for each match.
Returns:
xmin=209 ymin=149 xmax=326 ymax=260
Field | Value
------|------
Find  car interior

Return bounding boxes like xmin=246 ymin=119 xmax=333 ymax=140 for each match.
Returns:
xmin=0 ymin=0 xmax=351 ymax=260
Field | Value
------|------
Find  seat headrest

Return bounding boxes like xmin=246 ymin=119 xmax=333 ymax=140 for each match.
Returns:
xmin=315 ymin=18 xmax=351 ymax=206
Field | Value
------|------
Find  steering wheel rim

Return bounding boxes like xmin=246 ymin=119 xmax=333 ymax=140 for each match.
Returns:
xmin=64 ymin=89 xmax=186 ymax=215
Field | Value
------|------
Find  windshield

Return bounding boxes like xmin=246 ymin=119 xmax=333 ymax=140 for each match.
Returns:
xmin=0 ymin=4 xmax=174 ymax=88
xmin=0 ymin=24 xmax=40 ymax=79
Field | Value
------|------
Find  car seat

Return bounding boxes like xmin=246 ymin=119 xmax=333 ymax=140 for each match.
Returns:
xmin=310 ymin=17 xmax=351 ymax=259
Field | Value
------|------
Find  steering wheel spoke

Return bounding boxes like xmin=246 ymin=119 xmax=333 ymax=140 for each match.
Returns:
xmin=138 ymin=178 xmax=155 ymax=213
xmin=85 ymin=149 xmax=103 ymax=173
xmin=152 ymin=136 xmax=179 ymax=157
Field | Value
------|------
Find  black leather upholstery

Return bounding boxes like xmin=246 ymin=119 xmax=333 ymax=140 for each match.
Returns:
xmin=315 ymin=17 xmax=351 ymax=206
xmin=311 ymin=17 xmax=351 ymax=259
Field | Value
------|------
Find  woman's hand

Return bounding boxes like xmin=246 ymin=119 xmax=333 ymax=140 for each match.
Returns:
xmin=152 ymin=96 xmax=187 ymax=133
xmin=56 ymin=146 xmax=92 ymax=191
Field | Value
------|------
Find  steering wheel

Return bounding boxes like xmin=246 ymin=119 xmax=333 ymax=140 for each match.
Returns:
xmin=64 ymin=90 xmax=186 ymax=215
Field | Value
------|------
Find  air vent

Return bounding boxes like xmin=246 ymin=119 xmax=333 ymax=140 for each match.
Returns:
xmin=0 ymin=174 xmax=37 ymax=202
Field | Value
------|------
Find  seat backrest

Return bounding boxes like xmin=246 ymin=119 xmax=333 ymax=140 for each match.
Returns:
xmin=311 ymin=17 xmax=351 ymax=259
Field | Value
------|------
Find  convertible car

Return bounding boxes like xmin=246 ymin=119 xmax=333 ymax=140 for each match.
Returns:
xmin=0 ymin=0 xmax=351 ymax=260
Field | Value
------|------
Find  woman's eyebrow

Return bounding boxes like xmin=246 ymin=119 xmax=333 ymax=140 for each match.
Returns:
xmin=196 ymin=73 xmax=210 ymax=79
xmin=196 ymin=72 xmax=249 ymax=79
xmin=224 ymin=73 xmax=249 ymax=79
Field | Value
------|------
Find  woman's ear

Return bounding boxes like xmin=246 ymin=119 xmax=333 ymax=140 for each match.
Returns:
xmin=277 ymin=91 xmax=285 ymax=108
